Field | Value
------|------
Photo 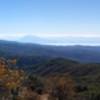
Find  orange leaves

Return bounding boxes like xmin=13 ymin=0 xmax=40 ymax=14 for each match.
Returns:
xmin=45 ymin=74 xmax=76 ymax=100
xmin=0 ymin=58 xmax=8 ymax=79
xmin=5 ymin=70 xmax=24 ymax=90
xmin=0 ymin=58 xmax=24 ymax=90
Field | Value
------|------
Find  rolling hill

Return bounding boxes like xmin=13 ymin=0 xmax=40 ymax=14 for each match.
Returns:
xmin=29 ymin=58 xmax=100 ymax=77
xmin=0 ymin=40 xmax=100 ymax=63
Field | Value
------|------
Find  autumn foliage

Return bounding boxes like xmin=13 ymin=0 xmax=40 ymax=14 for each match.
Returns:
xmin=0 ymin=58 xmax=76 ymax=100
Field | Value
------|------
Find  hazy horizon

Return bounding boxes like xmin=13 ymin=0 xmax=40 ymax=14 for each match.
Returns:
xmin=0 ymin=0 xmax=100 ymax=45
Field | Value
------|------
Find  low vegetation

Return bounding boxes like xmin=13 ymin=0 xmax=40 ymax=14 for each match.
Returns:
xmin=0 ymin=57 xmax=100 ymax=100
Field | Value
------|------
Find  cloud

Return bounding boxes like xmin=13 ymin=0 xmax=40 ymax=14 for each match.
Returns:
xmin=31 ymin=32 xmax=100 ymax=38
xmin=0 ymin=33 xmax=27 ymax=40
xmin=0 ymin=32 xmax=100 ymax=43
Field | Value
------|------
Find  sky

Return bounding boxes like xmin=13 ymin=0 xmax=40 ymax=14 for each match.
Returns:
xmin=0 ymin=0 xmax=100 ymax=45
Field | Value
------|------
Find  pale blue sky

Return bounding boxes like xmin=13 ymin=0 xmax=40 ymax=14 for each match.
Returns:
xmin=0 ymin=0 xmax=100 ymax=45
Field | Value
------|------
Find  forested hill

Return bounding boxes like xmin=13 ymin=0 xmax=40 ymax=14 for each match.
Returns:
xmin=29 ymin=58 xmax=100 ymax=77
xmin=0 ymin=40 xmax=100 ymax=63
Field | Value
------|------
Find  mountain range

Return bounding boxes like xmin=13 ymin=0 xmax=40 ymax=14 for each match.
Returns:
xmin=0 ymin=40 xmax=100 ymax=63
xmin=18 ymin=35 xmax=100 ymax=45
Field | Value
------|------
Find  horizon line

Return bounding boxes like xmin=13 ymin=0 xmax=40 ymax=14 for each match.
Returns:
xmin=0 ymin=39 xmax=100 ymax=47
